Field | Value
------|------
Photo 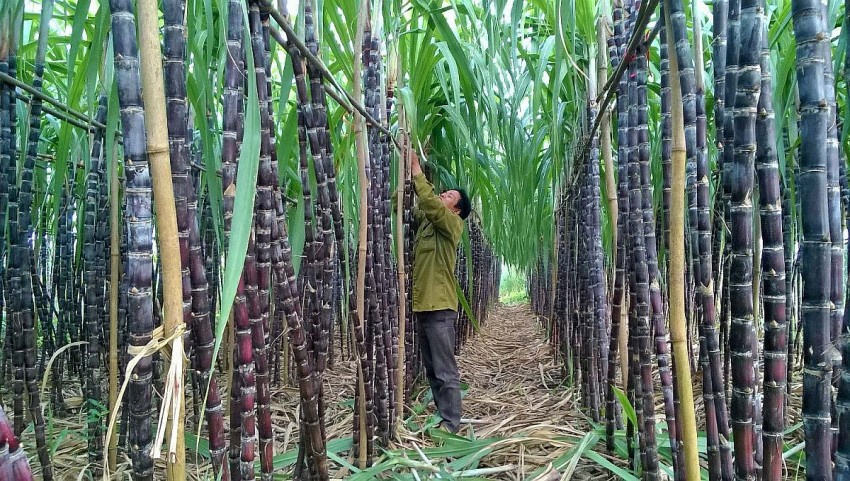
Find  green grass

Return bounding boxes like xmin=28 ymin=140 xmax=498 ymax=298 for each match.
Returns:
xmin=499 ymin=265 xmax=528 ymax=305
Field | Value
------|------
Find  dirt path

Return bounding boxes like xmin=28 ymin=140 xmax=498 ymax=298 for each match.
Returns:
xmin=391 ymin=303 xmax=623 ymax=480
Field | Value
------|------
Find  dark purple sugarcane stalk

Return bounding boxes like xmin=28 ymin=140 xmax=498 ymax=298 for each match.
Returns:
xmin=635 ymin=40 xmax=680 ymax=480
xmin=269 ymin=181 xmax=328 ymax=479
xmin=50 ymin=188 xmax=70 ymax=415
xmin=109 ymin=0 xmax=156 ymax=476
xmin=605 ymin=0 xmax=629 ymax=450
xmin=381 ymin=87 xmax=398 ymax=429
xmin=0 ymin=56 xmax=8 ymax=370
xmin=606 ymin=0 xmax=629 ymax=453
xmin=754 ymin=3 xmax=787 ymax=477
xmin=587 ymin=98 xmax=608 ymax=414
xmin=585 ymin=93 xmax=608 ymax=422
xmin=162 ymin=0 xmax=195 ymax=377
xmin=626 ymin=44 xmax=658 ymax=480
xmin=712 ymin=0 xmax=728 ymax=286
xmin=782 ymin=170 xmax=795 ymax=398
xmin=261 ymin=13 xmax=287 ymax=379
xmin=820 ymin=2 xmax=843 ymax=453
xmin=622 ymin=9 xmax=644 ymax=466
xmin=791 ymin=0 xmax=833 ymax=476
xmin=304 ymin=0 xmax=339 ymax=452
xmin=363 ymin=24 xmax=392 ymax=447
xmin=83 ymin=97 xmax=108 ymax=478
xmin=220 ymin=0 xmax=257 ymax=478
xmin=65 ymin=167 xmax=83 ymax=384
xmin=403 ymin=163 xmax=416 ymax=406
xmin=719 ymin=0 xmax=744 ymax=417
xmin=161 ymin=0 xmax=225 ymax=470
xmin=579 ymin=145 xmax=592 ymax=413
xmin=288 ymin=15 xmax=323 ymax=479
xmin=94 ymin=114 xmax=110 ymax=402
xmin=11 ymin=2 xmax=54 ymax=476
xmin=553 ymin=201 xmax=566 ymax=361
xmin=246 ymin=3 xmax=275 ymax=478
xmin=0 ymin=56 xmax=12 ymax=412
xmin=711 ymin=0 xmax=732 ymax=436
xmin=35 ymin=221 xmax=55 ymax=380
xmin=117 ymin=234 xmax=130 ymax=453
xmin=265 ymin=21 xmax=329 ymax=481
xmin=5 ymin=98 xmax=23 ymax=439
xmin=727 ymin=0 xmax=760 ymax=476
xmin=659 ymin=6 xmax=672 ymax=271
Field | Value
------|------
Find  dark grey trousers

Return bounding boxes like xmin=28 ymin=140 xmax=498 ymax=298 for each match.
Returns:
xmin=417 ymin=309 xmax=461 ymax=433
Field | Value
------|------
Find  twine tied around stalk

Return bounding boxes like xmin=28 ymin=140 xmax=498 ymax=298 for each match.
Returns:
xmin=101 ymin=324 xmax=186 ymax=479
xmin=150 ymin=334 xmax=186 ymax=462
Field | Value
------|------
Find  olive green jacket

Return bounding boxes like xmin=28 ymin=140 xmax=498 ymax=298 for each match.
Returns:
xmin=412 ymin=173 xmax=464 ymax=313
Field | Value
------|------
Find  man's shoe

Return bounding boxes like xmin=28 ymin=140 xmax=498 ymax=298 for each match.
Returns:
xmin=436 ymin=422 xmax=458 ymax=434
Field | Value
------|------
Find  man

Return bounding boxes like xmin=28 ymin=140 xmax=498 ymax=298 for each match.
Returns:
xmin=410 ymin=150 xmax=472 ymax=434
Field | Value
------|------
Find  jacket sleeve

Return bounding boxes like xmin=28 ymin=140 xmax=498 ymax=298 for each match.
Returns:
xmin=412 ymin=173 xmax=463 ymax=241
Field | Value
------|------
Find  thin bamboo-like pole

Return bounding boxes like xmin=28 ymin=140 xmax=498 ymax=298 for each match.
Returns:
xmin=394 ymin=113 xmax=407 ymax=437
xmin=664 ymin=3 xmax=700 ymax=478
xmin=137 ymin=0 xmax=185 ymax=476
xmin=107 ymin=141 xmax=120 ymax=471
xmin=597 ymin=17 xmax=616 ymax=256
xmin=353 ymin=0 xmax=369 ymax=467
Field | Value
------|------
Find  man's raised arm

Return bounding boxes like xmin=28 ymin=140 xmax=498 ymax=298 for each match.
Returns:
xmin=410 ymin=151 xmax=461 ymax=238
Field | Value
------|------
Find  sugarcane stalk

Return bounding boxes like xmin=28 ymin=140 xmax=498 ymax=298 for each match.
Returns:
xmin=727 ymin=1 xmax=761 ymax=476
xmin=753 ymin=2 xmax=787 ymax=476
xmin=247 ymin=3 xmax=276 ymax=479
xmin=162 ymin=0 xmax=194 ymax=387
xmin=606 ymin=25 xmax=629 ymax=445
xmin=109 ymin=0 xmax=156 ymax=475
xmin=791 ymin=0 xmax=833 ymax=476
xmin=83 ymin=98 xmax=107 ymax=478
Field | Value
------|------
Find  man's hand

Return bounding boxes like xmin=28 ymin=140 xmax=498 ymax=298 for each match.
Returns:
xmin=410 ymin=149 xmax=423 ymax=176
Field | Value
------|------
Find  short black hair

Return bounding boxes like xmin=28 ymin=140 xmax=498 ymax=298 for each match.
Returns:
xmin=454 ymin=188 xmax=472 ymax=220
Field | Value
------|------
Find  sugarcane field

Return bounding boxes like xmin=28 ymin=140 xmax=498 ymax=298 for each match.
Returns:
xmin=5 ymin=0 xmax=850 ymax=478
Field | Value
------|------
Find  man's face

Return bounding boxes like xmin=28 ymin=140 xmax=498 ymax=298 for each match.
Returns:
xmin=440 ymin=190 xmax=461 ymax=213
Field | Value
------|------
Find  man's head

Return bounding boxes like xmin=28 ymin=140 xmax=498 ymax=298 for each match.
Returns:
xmin=439 ymin=188 xmax=472 ymax=220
